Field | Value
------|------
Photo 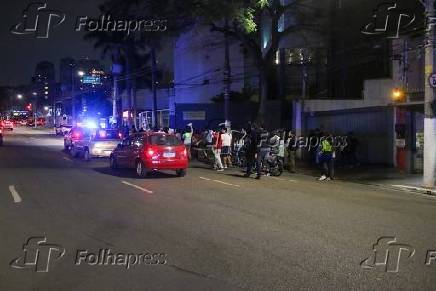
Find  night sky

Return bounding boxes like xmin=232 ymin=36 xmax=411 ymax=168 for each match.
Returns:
xmin=0 ymin=0 xmax=108 ymax=86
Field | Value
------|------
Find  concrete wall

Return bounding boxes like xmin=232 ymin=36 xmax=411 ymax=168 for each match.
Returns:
xmin=303 ymin=78 xmax=395 ymax=113
xmin=305 ymin=107 xmax=395 ymax=165
xmin=174 ymin=25 xmax=245 ymax=105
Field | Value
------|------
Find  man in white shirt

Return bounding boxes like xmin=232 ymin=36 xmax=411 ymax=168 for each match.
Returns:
xmin=221 ymin=128 xmax=232 ymax=168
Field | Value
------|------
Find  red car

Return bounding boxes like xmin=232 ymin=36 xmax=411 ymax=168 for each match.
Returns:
xmin=1 ymin=120 xmax=13 ymax=131
xmin=110 ymin=132 xmax=188 ymax=177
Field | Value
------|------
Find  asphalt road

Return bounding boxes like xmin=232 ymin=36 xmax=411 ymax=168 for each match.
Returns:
xmin=1 ymin=127 xmax=436 ymax=291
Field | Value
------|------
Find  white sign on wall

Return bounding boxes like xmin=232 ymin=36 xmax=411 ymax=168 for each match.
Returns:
xmin=183 ymin=111 xmax=206 ymax=121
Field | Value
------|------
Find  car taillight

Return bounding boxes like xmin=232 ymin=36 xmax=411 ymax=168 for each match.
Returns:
xmin=181 ymin=148 xmax=187 ymax=158
xmin=147 ymin=149 xmax=155 ymax=157
xmin=73 ymin=133 xmax=81 ymax=139
xmin=118 ymin=133 xmax=123 ymax=139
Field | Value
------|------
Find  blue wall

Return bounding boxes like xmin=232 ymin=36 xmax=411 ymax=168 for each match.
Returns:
xmin=173 ymin=102 xmax=258 ymax=130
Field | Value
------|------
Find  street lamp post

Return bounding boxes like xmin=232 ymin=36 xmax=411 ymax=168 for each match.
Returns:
xmin=70 ymin=65 xmax=85 ymax=126
xmin=423 ymin=0 xmax=436 ymax=188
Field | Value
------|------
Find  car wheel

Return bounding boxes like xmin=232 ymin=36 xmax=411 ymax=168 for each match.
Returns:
xmin=136 ymin=160 xmax=148 ymax=178
xmin=110 ymin=155 xmax=118 ymax=169
xmin=70 ymin=146 xmax=78 ymax=158
xmin=84 ymin=148 xmax=91 ymax=161
xmin=176 ymin=169 xmax=187 ymax=177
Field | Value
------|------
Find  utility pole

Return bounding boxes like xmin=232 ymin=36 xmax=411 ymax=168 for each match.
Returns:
xmin=70 ymin=64 xmax=76 ymax=125
xmin=424 ymin=0 xmax=436 ymax=187
xmin=223 ymin=17 xmax=231 ymax=125
xmin=151 ymin=45 xmax=159 ymax=129
xmin=112 ymin=75 xmax=118 ymax=128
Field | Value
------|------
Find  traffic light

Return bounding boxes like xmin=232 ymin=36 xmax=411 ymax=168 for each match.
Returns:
xmin=392 ymin=88 xmax=406 ymax=103
xmin=26 ymin=103 xmax=32 ymax=111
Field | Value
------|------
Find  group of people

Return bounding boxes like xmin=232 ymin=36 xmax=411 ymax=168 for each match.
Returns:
xmin=123 ymin=122 xmax=359 ymax=182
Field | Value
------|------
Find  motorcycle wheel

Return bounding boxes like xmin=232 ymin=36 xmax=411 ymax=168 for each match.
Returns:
xmin=270 ymin=160 xmax=284 ymax=177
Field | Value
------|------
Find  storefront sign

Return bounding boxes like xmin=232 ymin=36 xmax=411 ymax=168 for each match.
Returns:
xmin=183 ymin=111 xmax=206 ymax=120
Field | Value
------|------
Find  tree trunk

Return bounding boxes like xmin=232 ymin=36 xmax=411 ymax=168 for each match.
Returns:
xmin=125 ymin=57 xmax=133 ymax=127
xmin=257 ymin=68 xmax=268 ymax=124
xmin=151 ymin=45 xmax=159 ymax=129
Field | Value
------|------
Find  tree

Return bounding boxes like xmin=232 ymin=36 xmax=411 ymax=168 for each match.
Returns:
xmin=194 ymin=0 xmax=323 ymax=123
xmin=85 ymin=0 xmax=195 ymax=128
xmin=84 ymin=1 xmax=149 ymax=127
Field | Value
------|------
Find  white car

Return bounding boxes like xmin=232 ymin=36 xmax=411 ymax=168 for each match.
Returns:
xmin=69 ymin=129 xmax=123 ymax=161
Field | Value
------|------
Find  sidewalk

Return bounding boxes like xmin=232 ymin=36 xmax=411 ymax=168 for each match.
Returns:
xmin=290 ymin=161 xmax=436 ymax=196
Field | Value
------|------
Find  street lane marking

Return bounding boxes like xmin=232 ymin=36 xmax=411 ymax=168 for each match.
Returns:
xmin=212 ymin=180 xmax=240 ymax=187
xmin=269 ymin=176 xmax=297 ymax=183
xmin=199 ymin=176 xmax=239 ymax=187
xmin=63 ymin=157 xmax=73 ymax=162
xmin=9 ymin=185 xmax=22 ymax=203
xmin=121 ymin=181 xmax=153 ymax=194
xmin=270 ymin=177 xmax=285 ymax=181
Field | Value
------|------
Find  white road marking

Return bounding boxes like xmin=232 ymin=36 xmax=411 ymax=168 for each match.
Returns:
xmin=269 ymin=176 xmax=297 ymax=183
xmin=199 ymin=176 xmax=239 ymax=187
xmin=212 ymin=180 xmax=240 ymax=187
xmin=63 ymin=157 xmax=73 ymax=162
xmin=9 ymin=185 xmax=22 ymax=203
xmin=270 ymin=177 xmax=286 ymax=181
xmin=121 ymin=181 xmax=154 ymax=194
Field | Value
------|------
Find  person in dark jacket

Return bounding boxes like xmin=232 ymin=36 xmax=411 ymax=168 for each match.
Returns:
xmin=244 ymin=124 xmax=258 ymax=178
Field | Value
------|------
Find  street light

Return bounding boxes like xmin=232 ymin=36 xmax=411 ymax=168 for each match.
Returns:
xmin=17 ymin=94 xmax=23 ymax=99
xmin=78 ymin=71 xmax=85 ymax=77
xmin=392 ymin=88 xmax=405 ymax=102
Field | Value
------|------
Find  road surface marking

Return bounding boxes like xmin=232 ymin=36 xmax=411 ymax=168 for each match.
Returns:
xmin=9 ymin=185 xmax=22 ymax=203
xmin=212 ymin=180 xmax=240 ymax=187
xmin=63 ymin=157 xmax=73 ymax=162
xmin=270 ymin=177 xmax=286 ymax=181
xmin=269 ymin=176 xmax=297 ymax=183
xmin=121 ymin=181 xmax=153 ymax=194
xmin=199 ymin=176 xmax=240 ymax=187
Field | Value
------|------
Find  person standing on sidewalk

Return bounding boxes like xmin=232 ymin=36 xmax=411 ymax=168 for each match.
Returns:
xmin=255 ymin=124 xmax=270 ymax=180
xmin=244 ymin=124 xmax=258 ymax=177
xmin=287 ymin=130 xmax=297 ymax=173
xmin=221 ymin=127 xmax=232 ymax=168
xmin=182 ymin=124 xmax=193 ymax=160
xmin=213 ymin=128 xmax=224 ymax=171
xmin=318 ymin=133 xmax=335 ymax=181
